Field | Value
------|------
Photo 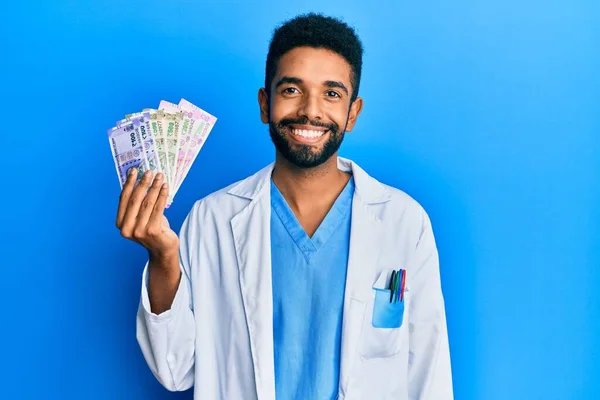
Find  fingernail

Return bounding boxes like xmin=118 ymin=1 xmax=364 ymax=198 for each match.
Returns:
xmin=156 ymin=173 xmax=164 ymax=181
xmin=128 ymin=168 xmax=138 ymax=177
xmin=145 ymin=171 xmax=152 ymax=178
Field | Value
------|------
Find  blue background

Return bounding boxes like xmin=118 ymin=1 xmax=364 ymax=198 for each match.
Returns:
xmin=1 ymin=1 xmax=598 ymax=399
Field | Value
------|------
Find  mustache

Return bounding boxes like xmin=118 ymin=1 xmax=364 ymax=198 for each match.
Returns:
xmin=277 ymin=117 xmax=337 ymax=132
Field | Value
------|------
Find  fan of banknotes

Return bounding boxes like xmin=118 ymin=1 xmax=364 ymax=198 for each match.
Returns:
xmin=107 ymin=99 xmax=217 ymax=207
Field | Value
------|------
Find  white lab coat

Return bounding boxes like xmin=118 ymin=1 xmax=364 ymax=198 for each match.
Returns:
xmin=136 ymin=157 xmax=453 ymax=400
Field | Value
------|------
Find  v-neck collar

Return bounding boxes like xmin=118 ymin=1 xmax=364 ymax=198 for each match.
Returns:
xmin=270 ymin=175 xmax=355 ymax=255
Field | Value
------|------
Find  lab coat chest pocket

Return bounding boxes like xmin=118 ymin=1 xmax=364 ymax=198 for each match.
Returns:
xmin=359 ymin=269 xmax=409 ymax=360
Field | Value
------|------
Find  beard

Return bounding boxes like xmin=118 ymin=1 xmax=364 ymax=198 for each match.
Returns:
xmin=269 ymin=116 xmax=347 ymax=169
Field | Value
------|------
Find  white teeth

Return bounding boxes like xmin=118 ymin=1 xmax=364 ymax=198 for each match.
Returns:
xmin=292 ymin=128 xmax=325 ymax=138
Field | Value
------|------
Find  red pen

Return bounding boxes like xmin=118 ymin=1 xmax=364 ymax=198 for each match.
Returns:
xmin=400 ymin=269 xmax=406 ymax=302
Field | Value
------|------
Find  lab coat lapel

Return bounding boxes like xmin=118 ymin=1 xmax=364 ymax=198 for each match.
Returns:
xmin=337 ymin=158 xmax=390 ymax=396
xmin=230 ymin=163 xmax=276 ymax=400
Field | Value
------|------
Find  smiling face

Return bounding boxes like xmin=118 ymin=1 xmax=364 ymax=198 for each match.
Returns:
xmin=259 ymin=46 xmax=363 ymax=169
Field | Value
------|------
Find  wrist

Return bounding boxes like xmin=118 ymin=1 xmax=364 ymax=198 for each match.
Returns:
xmin=148 ymin=248 xmax=179 ymax=274
xmin=148 ymin=247 xmax=178 ymax=263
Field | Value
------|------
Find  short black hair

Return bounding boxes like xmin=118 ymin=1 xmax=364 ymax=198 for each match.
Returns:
xmin=265 ymin=12 xmax=364 ymax=102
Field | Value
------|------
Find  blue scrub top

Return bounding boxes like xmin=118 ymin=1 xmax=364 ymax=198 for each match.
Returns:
xmin=270 ymin=175 xmax=355 ymax=400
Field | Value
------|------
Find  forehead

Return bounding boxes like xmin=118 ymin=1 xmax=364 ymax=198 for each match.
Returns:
xmin=274 ymin=47 xmax=352 ymax=88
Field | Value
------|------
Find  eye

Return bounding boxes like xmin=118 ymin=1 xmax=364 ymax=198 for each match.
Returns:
xmin=283 ymin=87 xmax=299 ymax=94
xmin=326 ymin=90 xmax=341 ymax=98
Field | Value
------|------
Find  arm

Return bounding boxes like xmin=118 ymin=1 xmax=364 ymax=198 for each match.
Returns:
xmin=136 ymin=250 xmax=196 ymax=392
xmin=407 ymin=209 xmax=453 ymax=399
xmin=147 ymin=252 xmax=181 ymax=315
xmin=115 ymin=169 xmax=196 ymax=391
xmin=135 ymin=200 xmax=200 ymax=392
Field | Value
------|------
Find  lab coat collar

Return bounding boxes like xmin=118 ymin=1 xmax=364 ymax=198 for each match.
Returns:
xmin=227 ymin=156 xmax=392 ymax=204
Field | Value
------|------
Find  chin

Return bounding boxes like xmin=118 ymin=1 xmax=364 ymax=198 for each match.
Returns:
xmin=282 ymin=149 xmax=332 ymax=169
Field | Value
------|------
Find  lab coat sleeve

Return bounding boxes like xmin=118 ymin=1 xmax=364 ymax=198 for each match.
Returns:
xmin=407 ymin=209 xmax=453 ymax=400
xmin=136 ymin=206 xmax=198 ymax=392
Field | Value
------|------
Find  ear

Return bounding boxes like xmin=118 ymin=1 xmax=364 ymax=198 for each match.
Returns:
xmin=258 ymin=88 xmax=270 ymax=124
xmin=344 ymin=97 xmax=364 ymax=132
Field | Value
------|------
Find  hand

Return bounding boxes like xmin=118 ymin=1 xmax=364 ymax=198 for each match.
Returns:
xmin=116 ymin=169 xmax=179 ymax=264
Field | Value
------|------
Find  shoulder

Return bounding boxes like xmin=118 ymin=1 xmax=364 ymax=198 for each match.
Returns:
xmin=351 ymin=158 xmax=432 ymax=235
xmin=184 ymin=162 xmax=272 ymax=222
xmin=346 ymin=157 xmax=428 ymax=223
xmin=380 ymin=182 xmax=431 ymax=229
xmin=383 ymin=183 xmax=428 ymax=217
xmin=186 ymin=179 xmax=248 ymax=221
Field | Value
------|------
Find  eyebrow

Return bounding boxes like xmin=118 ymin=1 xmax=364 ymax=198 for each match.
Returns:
xmin=274 ymin=76 xmax=303 ymax=88
xmin=274 ymin=76 xmax=349 ymax=96
xmin=324 ymin=80 xmax=349 ymax=96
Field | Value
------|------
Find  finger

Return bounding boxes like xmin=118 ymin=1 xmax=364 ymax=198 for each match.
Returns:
xmin=116 ymin=168 xmax=138 ymax=229
xmin=120 ymin=170 xmax=155 ymax=238
xmin=133 ymin=172 xmax=165 ymax=232
xmin=148 ymin=182 xmax=169 ymax=228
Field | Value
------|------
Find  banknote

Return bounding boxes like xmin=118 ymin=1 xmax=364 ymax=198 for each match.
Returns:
xmin=175 ymin=99 xmax=205 ymax=187
xmin=158 ymin=100 xmax=196 ymax=190
xmin=119 ymin=112 xmax=161 ymax=174
xmin=173 ymin=99 xmax=217 ymax=193
xmin=108 ymin=98 xmax=217 ymax=207
xmin=174 ymin=109 xmax=195 ymax=186
xmin=107 ymin=123 xmax=150 ymax=188
xmin=158 ymin=101 xmax=183 ymax=195
xmin=143 ymin=108 xmax=170 ymax=185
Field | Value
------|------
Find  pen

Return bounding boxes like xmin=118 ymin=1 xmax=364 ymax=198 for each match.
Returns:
xmin=396 ymin=269 xmax=402 ymax=302
xmin=400 ymin=269 xmax=406 ymax=302
xmin=389 ymin=270 xmax=397 ymax=303
xmin=393 ymin=270 xmax=399 ymax=303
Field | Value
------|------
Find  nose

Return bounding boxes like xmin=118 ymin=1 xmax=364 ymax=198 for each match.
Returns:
xmin=297 ymin=92 xmax=323 ymax=122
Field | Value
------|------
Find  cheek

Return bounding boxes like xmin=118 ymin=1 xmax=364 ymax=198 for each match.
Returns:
xmin=331 ymin=109 xmax=350 ymax=129
xmin=269 ymin=97 xmax=297 ymax=121
xmin=322 ymin=98 xmax=350 ymax=122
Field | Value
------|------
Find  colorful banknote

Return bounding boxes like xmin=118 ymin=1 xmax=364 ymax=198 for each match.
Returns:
xmin=107 ymin=123 xmax=150 ymax=188
xmin=143 ymin=108 xmax=170 ymax=184
xmin=174 ymin=98 xmax=217 ymax=193
xmin=158 ymin=100 xmax=190 ymax=191
xmin=119 ymin=112 xmax=161 ymax=174
xmin=108 ymin=99 xmax=217 ymax=207
xmin=163 ymin=110 xmax=183 ymax=195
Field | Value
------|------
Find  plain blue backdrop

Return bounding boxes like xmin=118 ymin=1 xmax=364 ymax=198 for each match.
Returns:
xmin=1 ymin=0 xmax=598 ymax=399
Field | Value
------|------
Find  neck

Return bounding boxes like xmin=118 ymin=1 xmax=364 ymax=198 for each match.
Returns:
xmin=271 ymin=152 xmax=350 ymax=211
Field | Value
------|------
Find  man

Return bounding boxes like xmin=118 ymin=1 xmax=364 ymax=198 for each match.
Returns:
xmin=117 ymin=12 xmax=453 ymax=400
